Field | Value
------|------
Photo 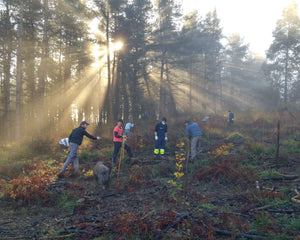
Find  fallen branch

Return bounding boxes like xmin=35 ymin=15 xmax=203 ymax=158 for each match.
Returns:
xmin=0 ymin=237 xmax=36 ymax=239
xmin=268 ymin=209 xmax=300 ymax=214
xmin=216 ymin=212 xmax=250 ymax=218
xmin=291 ymin=189 xmax=300 ymax=204
xmin=0 ymin=221 xmax=13 ymax=226
xmin=262 ymin=174 xmax=299 ymax=181
xmin=214 ymin=228 xmax=266 ymax=239
xmin=41 ymin=233 xmax=75 ymax=239
xmin=101 ymin=193 xmax=120 ymax=199
xmin=249 ymin=204 xmax=272 ymax=212
xmin=279 ymin=173 xmax=299 ymax=179
xmin=59 ymin=229 xmax=89 ymax=234
xmin=199 ymin=220 xmax=266 ymax=239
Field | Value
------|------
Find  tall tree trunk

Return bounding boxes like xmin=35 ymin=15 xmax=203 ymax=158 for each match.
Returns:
xmin=105 ymin=11 xmax=113 ymax=121
xmin=165 ymin=56 xmax=176 ymax=116
xmin=159 ymin=51 xmax=166 ymax=118
xmin=63 ymin=39 xmax=71 ymax=92
xmin=284 ymin=47 xmax=289 ymax=103
xmin=122 ymin=65 xmax=129 ymax=121
xmin=24 ymin=18 xmax=36 ymax=125
xmin=38 ymin=0 xmax=49 ymax=132
xmin=203 ymin=53 xmax=207 ymax=112
xmin=113 ymin=58 xmax=121 ymax=120
xmin=3 ymin=3 xmax=12 ymax=141
xmin=189 ymin=58 xmax=193 ymax=113
xmin=16 ymin=0 xmax=24 ymax=140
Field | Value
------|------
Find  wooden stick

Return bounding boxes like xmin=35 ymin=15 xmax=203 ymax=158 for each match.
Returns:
xmin=184 ymin=139 xmax=191 ymax=198
xmin=262 ymin=117 xmax=265 ymax=147
xmin=117 ymin=138 xmax=125 ymax=182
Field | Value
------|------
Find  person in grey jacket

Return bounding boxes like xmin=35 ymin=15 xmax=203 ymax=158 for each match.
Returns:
xmin=58 ymin=121 xmax=100 ymax=178
xmin=185 ymin=120 xmax=202 ymax=161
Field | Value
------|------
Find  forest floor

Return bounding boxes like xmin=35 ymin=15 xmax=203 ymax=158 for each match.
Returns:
xmin=0 ymin=115 xmax=300 ymax=239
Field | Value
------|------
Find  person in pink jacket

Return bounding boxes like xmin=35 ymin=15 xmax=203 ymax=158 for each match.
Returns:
xmin=112 ymin=119 xmax=133 ymax=166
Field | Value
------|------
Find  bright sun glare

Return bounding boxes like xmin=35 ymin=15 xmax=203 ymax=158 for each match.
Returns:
xmin=112 ymin=41 xmax=123 ymax=51
xmin=182 ymin=0 xmax=299 ymax=55
xmin=88 ymin=18 xmax=124 ymax=67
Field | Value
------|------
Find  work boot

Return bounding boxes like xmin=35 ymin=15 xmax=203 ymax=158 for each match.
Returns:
xmin=57 ymin=172 xmax=64 ymax=178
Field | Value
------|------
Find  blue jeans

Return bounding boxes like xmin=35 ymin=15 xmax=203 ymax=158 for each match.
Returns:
xmin=61 ymin=143 xmax=79 ymax=173
xmin=125 ymin=129 xmax=131 ymax=137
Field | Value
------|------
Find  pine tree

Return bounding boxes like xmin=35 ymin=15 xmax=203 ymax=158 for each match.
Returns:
xmin=265 ymin=1 xmax=300 ymax=103
xmin=15 ymin=0 xmax=24 ymax=139
xmin=0 ymin=0 xmax=14 ymax=141
xmin=200 ymin=9 xmax=223 ymax=112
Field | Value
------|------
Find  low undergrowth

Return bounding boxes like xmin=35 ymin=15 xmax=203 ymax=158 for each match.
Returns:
xmin=0 ymin=159 xmax=61 ymax=204
xmin=0 ymin=115 xmax=299 ymax=239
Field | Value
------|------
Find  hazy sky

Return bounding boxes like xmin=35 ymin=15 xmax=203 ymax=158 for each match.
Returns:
xmin=182 ymin=0 xmax=300 ymax=56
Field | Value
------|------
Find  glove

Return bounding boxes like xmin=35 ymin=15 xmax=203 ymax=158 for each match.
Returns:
xmin=155 ymin=136 xmax=158 ymax=140
xmin=96 ymin=136 xmax=101 ymax=140
xmin=165 ymin=137 xmax=168 ymax=141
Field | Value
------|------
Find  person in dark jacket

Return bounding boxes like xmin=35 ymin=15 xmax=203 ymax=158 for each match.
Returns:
xmin=228 ymin=110 xmax=234 ymax=125
xmin=154 ymin=117 xmax=168 ymax=155
xmin=58 ymin=121 xmax=99 ymax=177
xmin=112 ymin=119 xmax=133 ymax=166
xmin=185 ymin=120 xmax=202 ymax=161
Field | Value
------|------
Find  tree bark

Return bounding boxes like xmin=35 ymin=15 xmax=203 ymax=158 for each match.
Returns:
xmin=3 ymin=2 xmax=12 ymax=141
xmin=276 ymin=120 xmax=280 ymax=169
xmin=159 ymin=51 xmax=166 ymax=118
xmin=165 ymin=56 xmax=176 ymax=116
xmin=284 ymin=47 xmax=289 ymax=103
xmin=189 ymin=57 xmax=193 ymax=112
xmin=105 ymin=8 xmax=113 ymax=121
xmin=16 ymin=0 xmax=24 ymax=140
xmin=38 ymin=0 xmax=49 ymax=132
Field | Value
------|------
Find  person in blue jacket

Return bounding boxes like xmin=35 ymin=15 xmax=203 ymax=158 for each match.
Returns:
xmin=185 ymin=120 xmax=202 ymax=161
xmin=154 ymin=117 xmax=168 ymax=155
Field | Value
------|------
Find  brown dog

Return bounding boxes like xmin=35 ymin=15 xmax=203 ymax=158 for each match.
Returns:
xmin=93 ymin=161 xmax=112 ymax=189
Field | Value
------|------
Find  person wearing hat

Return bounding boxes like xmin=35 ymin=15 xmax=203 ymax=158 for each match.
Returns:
xmin=154 ymin=117 xmax=168 ymax=155
xmin=112 ymin=119 xmax=134 ymax=166
xmin=58 ymin=121 xmax=100 ymax=178
xmin=185 ymin=120 xmax=202 ymax=161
